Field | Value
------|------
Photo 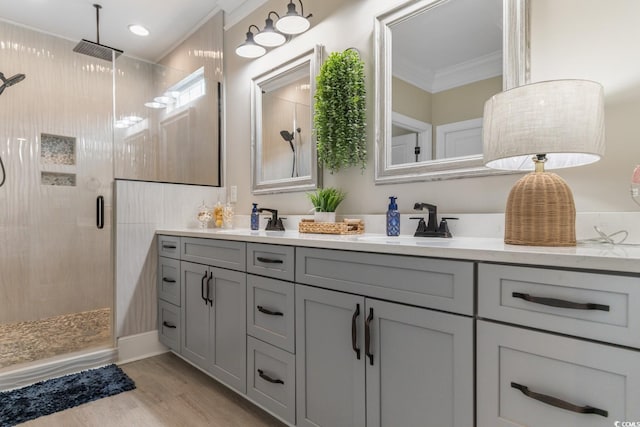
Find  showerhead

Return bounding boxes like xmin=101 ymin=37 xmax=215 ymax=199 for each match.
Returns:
xmin=280 ymin=130 xmax=294 ymax=142
xmin=0 ymin=72 xmax=26 ymax=96
xmin=73 ymin=4 xmax=123 ymax=61
xmin=280 ymin=130 xmax=295 ymax=152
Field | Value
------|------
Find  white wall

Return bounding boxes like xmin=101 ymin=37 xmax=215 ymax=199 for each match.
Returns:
xmin=224 ymin=0 xmax=640 ymax=216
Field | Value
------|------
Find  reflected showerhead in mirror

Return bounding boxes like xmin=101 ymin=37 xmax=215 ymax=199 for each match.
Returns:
xmin=0 ymin=72 xmax=26 ymax=96
xmin=280 ymin=130 xmax=295 ymax=151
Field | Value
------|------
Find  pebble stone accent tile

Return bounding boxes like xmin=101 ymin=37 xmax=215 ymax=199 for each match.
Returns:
xmin=0 ymin=308 xmax=111 ymax=369
xmin=40 ymin=133 xmax=76 ymax=165
xmin=41 ymin=172 xmax=76 ymax=186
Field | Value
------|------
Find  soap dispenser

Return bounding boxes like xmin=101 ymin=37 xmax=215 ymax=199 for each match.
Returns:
xmin=251 ymin=203 xmax=259 ymax=230
xmin=386 ymin=196 xmax=400 ymax=236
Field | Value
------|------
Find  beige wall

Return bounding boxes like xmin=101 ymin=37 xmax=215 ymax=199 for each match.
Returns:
xmin=224 ymin=0 xmax=640 ymax=215
xmin=431 ymin=76 xmax=503 ymax=128
xmin=392 ymin=77 xmax=432 ymax=123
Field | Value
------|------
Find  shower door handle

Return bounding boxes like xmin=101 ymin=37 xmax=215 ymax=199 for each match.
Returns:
xmin=96 ymin=195 xmax=104 ymax=229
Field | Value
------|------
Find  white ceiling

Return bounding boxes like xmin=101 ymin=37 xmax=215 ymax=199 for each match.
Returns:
xmin=393 ymin=0 xmax=503 ymax=92
xmin=0 ymin=0 xmax=263 ymax=62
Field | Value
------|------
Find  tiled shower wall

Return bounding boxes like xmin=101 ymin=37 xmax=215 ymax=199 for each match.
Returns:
xmin=115 ymin=180 xmax=224 ymax=337
xmin=0 ymin=21 xmax=114 ymax=324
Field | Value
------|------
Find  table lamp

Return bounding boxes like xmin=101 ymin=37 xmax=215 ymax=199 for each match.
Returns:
xmin=482 ymin=80 xmax=605 ymax=246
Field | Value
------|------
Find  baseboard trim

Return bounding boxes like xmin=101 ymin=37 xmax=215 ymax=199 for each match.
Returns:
xmin=0 ymin=348 xmax=118 ymax=391
xmin=117 ymin=330 xmax=168 ymax=365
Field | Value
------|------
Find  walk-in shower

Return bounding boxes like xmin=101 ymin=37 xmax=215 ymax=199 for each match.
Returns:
xmin=0 ymin=19 xmax=115 ymax=378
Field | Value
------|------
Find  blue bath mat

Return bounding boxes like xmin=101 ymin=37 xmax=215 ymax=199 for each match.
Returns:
xmin=0 ymin=364 xmax=135 ymax=426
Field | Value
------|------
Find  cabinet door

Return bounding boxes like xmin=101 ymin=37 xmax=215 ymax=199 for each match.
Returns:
xmin=477 ymin=320 xmax=640 ymax=427
xmin=296 ymin=284 xmax=366 ymax=427
xmin=365 ymin=299 xmax=473 ymax=427
xmin=209 ymin=266 xmax=247 ymax=393
xmin=181 ymin=261 xmax=210 ymax=369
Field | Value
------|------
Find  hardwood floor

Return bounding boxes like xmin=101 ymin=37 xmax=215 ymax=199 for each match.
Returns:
xmin=22 ymin=352 xmax=286 ymax=427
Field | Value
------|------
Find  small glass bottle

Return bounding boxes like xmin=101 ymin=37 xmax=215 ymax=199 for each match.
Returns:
xmin=213 ymin=200 xmax=224 ymax=228
xmin=223 ymin=202 xmax=234 ymax=229
xmin=386 ymin=196 xmax=400 ymax=236
xmin=251 ymin=203 xmax=260 ymax=230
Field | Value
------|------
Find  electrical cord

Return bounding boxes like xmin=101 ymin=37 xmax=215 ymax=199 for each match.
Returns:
xmin=577 ymin=226 xmax=640 ymax=246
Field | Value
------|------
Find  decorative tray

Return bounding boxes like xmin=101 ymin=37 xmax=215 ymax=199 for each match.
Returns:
xmin=298 ymin=218 xmax=365 ymax=235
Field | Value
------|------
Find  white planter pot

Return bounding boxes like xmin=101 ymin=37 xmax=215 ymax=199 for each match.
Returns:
xmin=314 ymin=211 xmax=336 ymax=223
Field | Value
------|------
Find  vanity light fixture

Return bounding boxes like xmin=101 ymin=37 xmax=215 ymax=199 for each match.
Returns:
xmin=128 ymin=24 xmax=149 ymax=37
xmin=237 ymin=1 xmax=312 ymax=58
xmin=254 ymin=11 xmax=287 ymax=47
xmin=275 ymin=0 xmax=312 ymax=35
xmin=483 ymin=79 xmax=605 ymax=247
xmin=236 ymin=25 xmax=267 ymax=58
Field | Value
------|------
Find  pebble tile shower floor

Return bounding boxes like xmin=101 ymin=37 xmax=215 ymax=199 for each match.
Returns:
xmin=0 ymin=308 xmax=111 ymax=369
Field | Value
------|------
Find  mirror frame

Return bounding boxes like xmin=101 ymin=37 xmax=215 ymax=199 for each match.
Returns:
xmin=251 ymin=45 xmax=324 ymax=194
xmin=374 ymin=0 xmax=529 ymax=184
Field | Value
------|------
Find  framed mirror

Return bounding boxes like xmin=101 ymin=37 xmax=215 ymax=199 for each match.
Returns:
xmin=251 ymin=45 xmax=324 ymax=194
xmin=374 ymin=0 xmax=529 ymax=183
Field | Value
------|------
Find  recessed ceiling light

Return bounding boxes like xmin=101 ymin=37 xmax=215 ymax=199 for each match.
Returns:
xmin=129 ymin=24 xmax=149 ymax=37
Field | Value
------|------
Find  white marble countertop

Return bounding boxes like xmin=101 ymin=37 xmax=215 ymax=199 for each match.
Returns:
xmin=156 ymin=227 xmax=640 ymax=274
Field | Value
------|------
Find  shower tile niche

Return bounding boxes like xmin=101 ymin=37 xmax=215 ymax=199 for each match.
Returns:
xmin=40 ymin=133 xmax=76 ymax=186
xmin=41 ymin=133 xmax=75 ymax=165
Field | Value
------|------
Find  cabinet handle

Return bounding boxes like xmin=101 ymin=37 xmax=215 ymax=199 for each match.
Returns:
xmin=162 ymin=321 xmax=176 ymax=329
xmin=201 ymin=271 xmax=208 ymax=304
xmin=256 ymin=256 xmax=284 ymax=264
xmin=351 ymin=304 xmax=361 ymax=360
xmin=512 ymin=292 xmax=610 ymax=311
xmin=511 ymin=382 xmax=608 ymax=417
xmin=206 ymin=272 xmax=214 ymax=306
xmin=257 ymin=305 xmax=283 ymax=316
xmin=365 ymin=307 xmax=374 ymax=366
xmin=162 ymin=244 xmax=177 ymax=249
xmin=162 ymin=277 xmax=176 ymax=283
xmin=257 ymin=369 xmax=284 ymax=384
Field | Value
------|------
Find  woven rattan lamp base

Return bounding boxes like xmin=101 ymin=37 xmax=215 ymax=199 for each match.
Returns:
xmin=505 ymin=171 xmax=576 ymax=246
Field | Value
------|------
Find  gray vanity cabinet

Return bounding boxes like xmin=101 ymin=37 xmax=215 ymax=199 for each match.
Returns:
xmin=181 ymin=260 xmax=247 ymax=393
xmin=296 ymin=284 xmax=473 ymax=427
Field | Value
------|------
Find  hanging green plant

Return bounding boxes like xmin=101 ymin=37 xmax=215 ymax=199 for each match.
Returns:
xmin=314 ymin=49 xmax=367 ymax=173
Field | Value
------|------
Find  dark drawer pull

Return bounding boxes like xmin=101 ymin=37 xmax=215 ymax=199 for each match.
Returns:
xmin=162 ymin=278 xmax=176 ymax=283
xmin=512 ymin=292 xmax=610 ymax=312
xmin=351 ymin=304 xmax=361 ymax=360
xmin=511 ymin=382 xmax=608 ymax=417
xmin=162 ymin=321 xmax=176 ymax=329
xmin=257 ymin=305 xmax=283 ymax=316
xmin=201 ymin=271 xmax=208 ymax=304
xmin=365 ymin=307 xmax=374 ymax=366
xmin=256 ymin=256 xmax=284 ymax=264
xmin=162 ymin=244 xmax=177 ymax=249
xmin=257 ymin=369 xmax=284 ymax=384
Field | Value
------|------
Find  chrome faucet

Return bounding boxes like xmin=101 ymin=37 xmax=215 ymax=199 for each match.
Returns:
xmin=258 ymin=208 xmax=285 ymax=231
xmin=411 ymin=203 xmax=457 ymax=238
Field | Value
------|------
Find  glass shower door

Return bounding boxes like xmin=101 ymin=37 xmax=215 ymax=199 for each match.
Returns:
xmin=0 ymin=21 xmax=114 ymax=369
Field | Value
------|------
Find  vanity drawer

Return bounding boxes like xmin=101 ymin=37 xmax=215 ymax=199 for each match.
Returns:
xmin=247 ymin=336 xmax=296 ymax=425
xmin=295 ymin=247 xmax=474 ymax=315
xmin=158 ymin=300 xmax=181 ymax=352
xmin=478 ymin=263 xmax=640 ymax=348
xmin=158 ymin=257 xmax=181 ymax=306
xmin=477 ymin=321 xmax=640 ymax=427
xmin=247 ymin=243 xmax=295 ymax=282
xmin=158 ymin=235 xmax=180 ymax=259
xmin=247 ymin=275 xmax=295 ymax=353
xmin=180 ymin=237 xmax=246 ymax=271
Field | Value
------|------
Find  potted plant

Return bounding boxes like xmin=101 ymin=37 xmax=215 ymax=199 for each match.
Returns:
xmin=314 ymin=49 xmax=367 ymax=173
xmin=307 ymin=187 xmax=346 ymax=223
